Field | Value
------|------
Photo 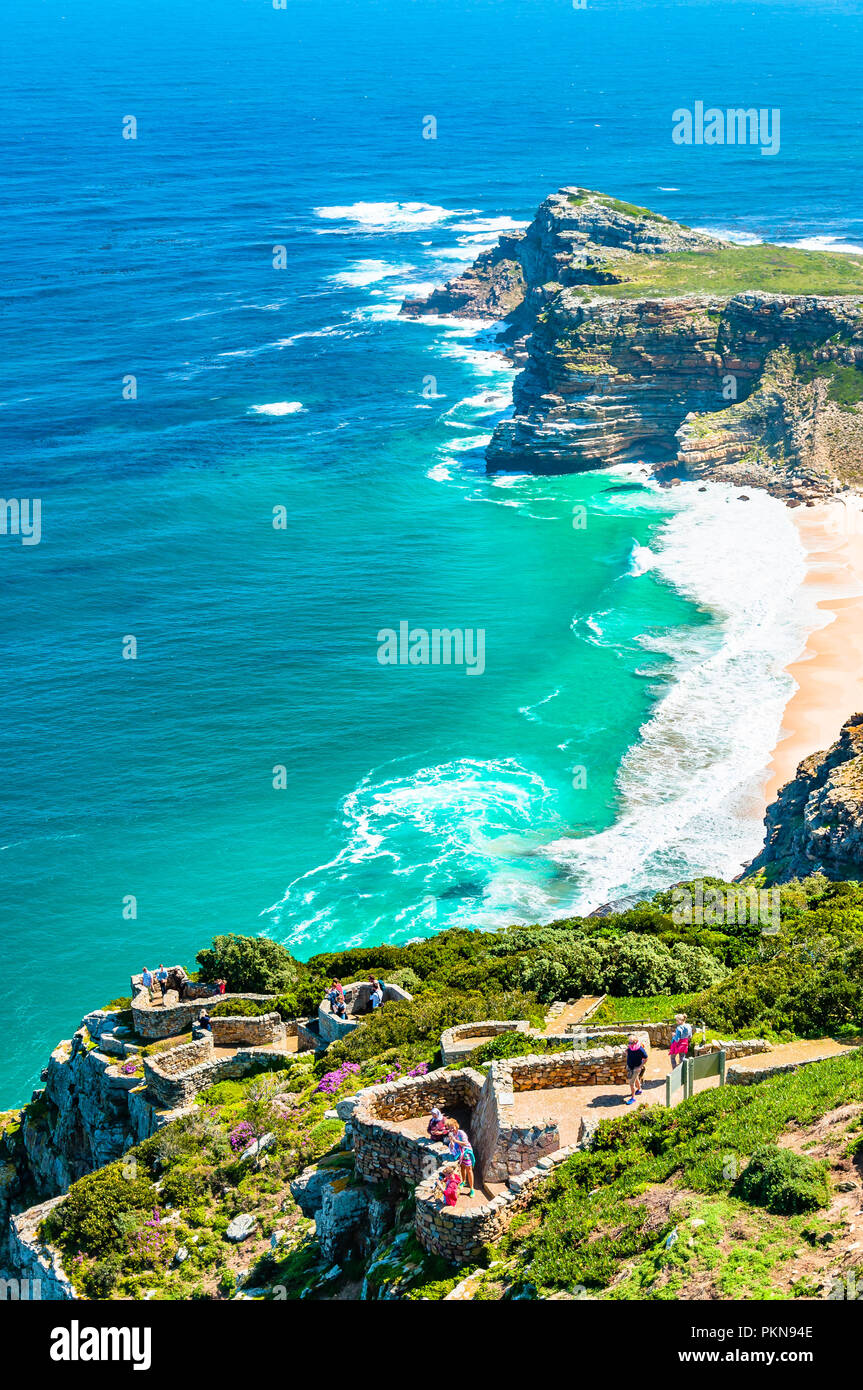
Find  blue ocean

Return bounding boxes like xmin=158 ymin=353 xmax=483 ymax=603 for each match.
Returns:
xmin=2 ymin=0 xmax=862 ymax=1107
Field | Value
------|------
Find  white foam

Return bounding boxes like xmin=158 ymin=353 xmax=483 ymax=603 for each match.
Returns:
xmin=694 ymin=226 xmax=764 ymax=245
xmin=264 ymin=757 xmax=561 ymax=944
xmin=313 ymin=201 xmax=456 ymax=232
xmin=249 ymin=401 xmax=304 ymax=416
xmin=328 ymin=259 xmax=415 ymax=287
xmin=548 ymin=483 xmax=827 ymax=909
xmin=627 ymin=541 xmax=655 ymax=576
xmin=778 ymin=233 xmax=863 ymax=256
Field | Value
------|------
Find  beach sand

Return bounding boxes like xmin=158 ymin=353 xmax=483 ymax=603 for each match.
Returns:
xmin=763 ymin=496 xmax=863 ymax=807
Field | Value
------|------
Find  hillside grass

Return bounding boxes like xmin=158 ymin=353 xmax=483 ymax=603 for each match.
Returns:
xmin=503 ymin=1049 xmax=863 ymax=1297
xmin=574 ymin=244 xmax=863 ymax=300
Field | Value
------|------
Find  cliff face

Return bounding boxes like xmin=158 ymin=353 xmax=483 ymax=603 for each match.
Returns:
xmin=748 ymin=715 xmax=863 ymax=881
xmin=404 ymin=187 xmax=863 ymax=496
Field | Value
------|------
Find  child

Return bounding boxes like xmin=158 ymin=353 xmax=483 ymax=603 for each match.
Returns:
xmin=433 ymin=1164 xmax=461 ymax=1208
xmin=445 ymin=1117 xmax=476 ymax=1197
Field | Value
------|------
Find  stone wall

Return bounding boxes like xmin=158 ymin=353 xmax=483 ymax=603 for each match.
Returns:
xmin=508 ymin=1046 xmax=628 ymax=1090
xmin=440 ymin=1020 xmax=528 ymax=1065
xmin=348 ymin=1069 xmax=485 ymax=1184
xmin=694 ymin=1038 xmax=771 ymax=1061
xmin=727 ymin=1045 xmax=856 ymax=1087
xmin=143 ymin=1037 xmax=293 ymax=1109
xmin=130 ymin=990 xmax=276 ymax=1041
xmin=210 ymin=1012 xmax=283 ymax=1048
xmin=414 ymin=1142 xmax=582 ymax=1264
xmin=317 ymin=980 xmax=413 ymax=1046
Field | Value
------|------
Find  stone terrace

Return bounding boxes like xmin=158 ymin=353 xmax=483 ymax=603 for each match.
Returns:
xmin=143 ymin=1013 xmax=296 ymax=1108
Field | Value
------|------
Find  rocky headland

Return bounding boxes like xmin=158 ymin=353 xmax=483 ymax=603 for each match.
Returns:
xmin=748 ymin=713 xmax=863 ymax=882
xmin=403 ymin=187 xmax=863 ymax=498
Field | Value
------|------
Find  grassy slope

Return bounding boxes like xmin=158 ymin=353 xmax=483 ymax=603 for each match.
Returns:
xmin=576 ymin=244 xmax=863 ymax=300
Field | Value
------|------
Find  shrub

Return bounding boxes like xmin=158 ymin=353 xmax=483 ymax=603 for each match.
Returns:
xmin=160 ymin=1165 xmax=208 ymax=1207
xmin=732 ymin=1144 xmax=830 ymax=1215
xmin=196 ymin=934 xmax=304 ymax=995
xmin=82 ymin=1255 xmax=123 ymax=1299
xmin=46 ymin=1165 xmax=160 ymax=1256
xmin=326 ymin=990 xmax=539 ymax=1065
xmin=209 ymin=998 xmax=273 ymax=1018
xmin=518 ymin=935 xmax=726 ymax=1003
xmin=383 ymin=967 xmax=422 ymax=996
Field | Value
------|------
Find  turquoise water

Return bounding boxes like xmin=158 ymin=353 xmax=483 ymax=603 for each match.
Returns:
xmin=2 ymin=0 xmax=862 ymax=1107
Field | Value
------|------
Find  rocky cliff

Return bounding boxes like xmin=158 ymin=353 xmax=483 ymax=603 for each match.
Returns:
xmin=748 ymin=714 xmax=863 ymax=881
xmin=403 ymin=187 xmax=863 ymax=496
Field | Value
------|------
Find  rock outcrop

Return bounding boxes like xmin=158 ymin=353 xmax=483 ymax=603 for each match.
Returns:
xmin=748 ymin=714 xmax=863 ymax=881
xmin=403 ymin=187 xmax=863 ymax=496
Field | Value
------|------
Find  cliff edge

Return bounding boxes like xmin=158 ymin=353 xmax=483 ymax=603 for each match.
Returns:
xmin=748 ymin=714 xmax=863 ymax=882
xmin=404 ymin=187 xmax=863 ymax=497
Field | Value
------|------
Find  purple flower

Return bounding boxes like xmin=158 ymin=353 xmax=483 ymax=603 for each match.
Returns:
xmin=408 ymin=1062 xmax=429 ymax=1077
xmin=228 ymin=1121 xmax=255 ymax=1152
xmin=314 ymin=1062 xmax=360 ymax=1094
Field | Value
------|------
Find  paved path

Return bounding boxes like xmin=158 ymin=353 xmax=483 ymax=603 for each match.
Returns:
xmin=544 ymin=997 xmax=605 ymax=1032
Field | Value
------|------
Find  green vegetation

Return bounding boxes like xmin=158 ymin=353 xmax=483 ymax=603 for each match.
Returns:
xmin=505 ymin=1048 xmax=863 ymax=1297
xmin=466 ymin=1032 xmax=626 ymax=1066
xmin=593 ymin=993 xmax=698 ymax=1025
xmin=569 ymin=243 xmax=863 ymax=301
xmin=326 ymin=990 xmax=540 ymax=1066
xmin=796 ymin=356 xmax=863 ymax=409
xmin=195 ymin=934 xmax=303 ymax=996
xmin=733 ymin=1145 xmax=829 ymax=1215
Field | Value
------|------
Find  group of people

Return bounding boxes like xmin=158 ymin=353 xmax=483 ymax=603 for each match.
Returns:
xmin=625 ymin=1012 xmax=694 ymax=1103
xmin=427 ymin=1107 xmax=476 ymax=1203
xmin=140 ymin=964 xmax=226 ymax=1007
xmin=324 ymin=976 xmax=385 ymax=1019
xmin=140 ymin=964 xmax=170 ymax=1003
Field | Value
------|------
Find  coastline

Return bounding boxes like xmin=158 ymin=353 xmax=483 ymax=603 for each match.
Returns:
xmin=763 ymin=495 xmax=863 ymax=806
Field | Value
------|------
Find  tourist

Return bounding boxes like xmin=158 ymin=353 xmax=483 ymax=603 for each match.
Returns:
xmin=369 ymin=981 xmax=383 ymax=1010
xmin=333 ymin=999 xmax=347 ymax=1020
xmin=427 ymin=1105 xmax=448 ymax=1141
xmin=326 ymin=979 xmax=344 ymax=1013
xmin=669 ymin=1014 xmax=692 ymax=1069
xmin=152 ymin=963 xmax=168 ymax=1003
xmin=446 ymin=1117 xmax=475 ymax=1198
xmin=141 ymin=966 xmax=153 ymax=995
xmin=192 ymin=1009 xmax=212 ymax=1040
xmin=625 ymin=1034 xmax=648 ymax=1103
xmin=433 ymin=1163 xmax=461 ymax=1208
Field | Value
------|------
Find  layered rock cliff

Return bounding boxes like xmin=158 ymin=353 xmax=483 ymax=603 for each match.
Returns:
xmin=748 ymin=714 xmax=863 ymax=881
xmin=403 ymin=187 xmax=863 ymax=496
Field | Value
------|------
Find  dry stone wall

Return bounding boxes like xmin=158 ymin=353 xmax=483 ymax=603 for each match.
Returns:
xmin=414 ymin=1142 xmax=582 ymax=1263
xmin=210 ymin=1012 xmax=283 ymax=1047
xmin=131 ymin=990 xmax=276 ymax=1041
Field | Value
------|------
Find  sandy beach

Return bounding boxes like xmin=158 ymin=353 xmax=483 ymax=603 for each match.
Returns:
xmin=763 ymin=495 xmax=863 ymax=806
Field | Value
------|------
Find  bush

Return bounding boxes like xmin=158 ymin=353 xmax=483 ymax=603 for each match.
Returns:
xmin=383 ymin=967 xmax=422 ymax=996
xmin=82 ymin=1255 xmax=123 ymax=1299
xmin=518 ymin=934 xmax=726 ymax=1003
xmin=160 ymin=1165 xmax=209 ymax=1207
xmin=46 ymin=1165 xmax=160 ymax=1256
xmin=326 ymin=990 xmax=539 ymax=1065
xmin=209 ymin=998 xmax=273 ymax=1018
xmin=195 ymin=934 xmax=304 ymax=995
xmin=732 ymin=1144 xmax=829 ymax=1215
